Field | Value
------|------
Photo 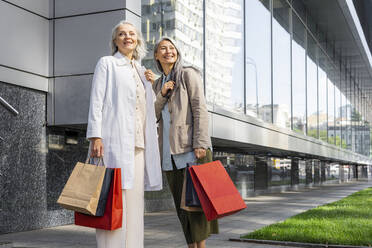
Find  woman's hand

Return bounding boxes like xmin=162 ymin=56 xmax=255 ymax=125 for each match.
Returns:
xmin=144 ymin=69 xmax=156 ymax=84
xmin=161 ymin=81 xmax=175 ymax=97
xmin=89 ymin=138 xmax=104 ymax=157
xmin=194 ymin=148 xmax=206 ymax=159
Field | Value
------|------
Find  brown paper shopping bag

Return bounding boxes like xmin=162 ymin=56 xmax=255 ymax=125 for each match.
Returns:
xmin=57 ymin=159 xmax=106 ymax=215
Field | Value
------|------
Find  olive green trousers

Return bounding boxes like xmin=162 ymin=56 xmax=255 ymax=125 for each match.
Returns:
xmin=165 ymin=150 xmax=219 ymax=244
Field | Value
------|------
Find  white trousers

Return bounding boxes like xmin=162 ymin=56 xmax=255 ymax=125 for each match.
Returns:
xmin=96 ymin=148 xmax=145 ymax=248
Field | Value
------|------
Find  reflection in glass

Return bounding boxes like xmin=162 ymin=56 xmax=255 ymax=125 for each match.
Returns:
xmin=292 ymin=14 xmax=306 ymax=134
xmin=340 ymin=70 xmax=347 ymax=149
xmin=318 ymin=63 xmax=328 ymax=142
xmin=141 ymin=0 xmax=203 ymax=75
xmin=346 ymin=74 xmax=352 ymax=150
xmin=335 ymin=84 xmax=341 ymax=146
xmin=292 ymin=0 xmax=306 ymax=21
xmin=245 ymin=0 xmax=271 ymax=120
xmin=272 ymin=0 xmax=291 ymax=129
xmin=269 ymin=158 xmax=291 ymax=186
xmin=299 ymin=160 xmax=306 ymax=184
xmin=328 ymin=72 xmax=335 ymax=145
xmin=306 ymin=34 xmax=318 ymax=139
xmin=214 ymin=152 xmax=254 ymax=198
xmin=206 ymin=0 xmax=244 ymax=113
xmin=327 ymin=164 xmax=339 ymax=181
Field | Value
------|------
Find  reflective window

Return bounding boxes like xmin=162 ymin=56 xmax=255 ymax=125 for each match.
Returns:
xmin=141 ymin=0 xmax=176 ymax=71
xmin=299 ymin=160 xmax=306 ymax=184
xmin=245 ymin=0 xmax=271 ymax=120
xmin=214 ymin=152 xmax=254 ymax=198
xmin=340 ymin=68 xmax=347 ymax=149
xmin=269 ymin=158 xmax=291 ymax=186
xmin=292 ymin=14 xmax=306 ymax=134
xmin=206 ymin=0 xmax=244 ymax=113
xmin=306 ymin=34 xmax=318 ymax=138
xmin=354 ymin=88 xmax=362 ymax=153
xmin=351 ymin=82 xmax=356 ymax=152
xmin=141 ymin=0 xmax=203 ymax=73
xmin=292 ymin=0 xmax=306 ymax=21
xmin=318 ymin=55 xmax=328 ymax=142
xmin=328 ymin=71 xmax=335 ymax=145
xmin=346 ymin=74 xmax=352 ymax=150
xmin=272 ymin=0 xmax=291 ymax=129
xmin=335 ymin=84 xmax=341 ymax=146
xmin=327 ymin=164 xmax=339 ymax=181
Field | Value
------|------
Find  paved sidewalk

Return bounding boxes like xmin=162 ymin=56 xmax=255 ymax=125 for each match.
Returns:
xmin=1 ymin=181 xmax=371 ymax=248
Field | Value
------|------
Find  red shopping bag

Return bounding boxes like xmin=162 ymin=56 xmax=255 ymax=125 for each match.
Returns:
xmin=189 ymin=160 xmax=246 ymax=221
xmin=75 ymin=168 xmax=123 ymax=230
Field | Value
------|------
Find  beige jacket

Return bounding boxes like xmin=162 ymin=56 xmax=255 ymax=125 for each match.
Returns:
xmin=153 ymin=67 xmax=211 ymax=156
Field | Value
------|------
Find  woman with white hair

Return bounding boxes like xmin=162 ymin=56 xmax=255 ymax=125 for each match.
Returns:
xmin=145 ymin=37 xmax=219 ymax=248
xmin=87 ymin=20 xmax=162 ymax=247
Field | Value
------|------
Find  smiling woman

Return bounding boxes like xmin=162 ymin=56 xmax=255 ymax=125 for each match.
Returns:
xmin=87 ymin=20 xmax=162 ymax=248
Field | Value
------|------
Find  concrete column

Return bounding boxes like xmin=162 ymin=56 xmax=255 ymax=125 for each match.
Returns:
xmin=305 ymin=160 xmax=313 ymax=185
xmin=291 ymin=158 xmax=299 ymax=185
xmin=320 ymin=161 xmax=326 ymax=183
xmin=313 ymin=160 xmax=320 ymax=184
xmin=354 ymin=165 xmax=358 ymax=180
xmin=254 ymin=156 xmax=269 ymax=190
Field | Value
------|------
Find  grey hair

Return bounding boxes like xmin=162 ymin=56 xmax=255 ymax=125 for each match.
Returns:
xmin=110 ymin=20 xmax=147 ymax=60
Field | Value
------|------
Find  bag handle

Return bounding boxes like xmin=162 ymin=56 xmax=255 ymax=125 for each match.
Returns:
xmin=186 ymin=161 xmax=199 ymax=168
xmin=85 ymin=157 xmax=105 ymax=166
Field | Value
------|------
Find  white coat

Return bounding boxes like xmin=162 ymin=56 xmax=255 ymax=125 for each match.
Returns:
xmin=87 ymin=52 xmax=162 ymax=191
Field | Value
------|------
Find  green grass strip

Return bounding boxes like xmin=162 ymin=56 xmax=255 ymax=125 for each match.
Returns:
xmin=242 ymin=187 xmax=372 ymax=246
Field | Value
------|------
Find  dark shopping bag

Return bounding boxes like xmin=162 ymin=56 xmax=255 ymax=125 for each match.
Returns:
xmin=95 ymin=168 xmax=114 ymax=216
xmin=180 ymin=168 xmax=203 ymax=212
xmin=189 ymin=160 xmax=247 ymax=221
xmin=185 ymin=163 xmax=201 ymax=207
xmin=75 ymin=168 xmax=123 ymax=230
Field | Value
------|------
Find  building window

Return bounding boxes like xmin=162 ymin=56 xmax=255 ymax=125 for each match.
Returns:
xmin=205 ymin=0 xmax=244 ymax=113
xmin=272 ymin=0 xmax=291 ymax=129
xmin=245 ymin=0 xmax=271 ymax=120
xmin=292 ymin=13 xmax=306 ymax=134
xmin=306 ymin=33 xmax=318 ymax=138
xmin=318 ymin=56 xmax=328 ymax=142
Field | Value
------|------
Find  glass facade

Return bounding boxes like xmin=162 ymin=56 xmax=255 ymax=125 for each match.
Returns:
xmin=269 ymin=158 xmax=291 ymax=186
xmin=245 ymin=0 xmax=271 ymax=120
xmin=141 ymin=0 xmax=371 ymax=157
xmin=318 ymin=61 xmax=328 ymax=142
xmin=306 ymin=33 xmax=318 ymax=138
xmin=292 ymin=14 xmax=306 ymax=134
xmin=205 ymin=0 xmax=245 ymax=113
xmin=272 ymin=0 xmax=291 ymax=129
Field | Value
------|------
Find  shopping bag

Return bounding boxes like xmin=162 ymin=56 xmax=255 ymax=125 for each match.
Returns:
xmin=95 ymin=168 xmax=114 ymax=216
xmin=181 ymin=168 xmax=203 ymax=212
xmin=185 ymin=164 xmax=201 ymax=207
xmin=57 ymin=159 xmax=106 ymax=215
xmin=189 ymin=160 xmax=246 ymax=221
xmin=75 ymin=168 xmax=123 ymax=230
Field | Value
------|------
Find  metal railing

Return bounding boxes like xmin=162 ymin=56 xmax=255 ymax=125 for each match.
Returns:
xmin=0 ymin=96 xmax=19 ymax=141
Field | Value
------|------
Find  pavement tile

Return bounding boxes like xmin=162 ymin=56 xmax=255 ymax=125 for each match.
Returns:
xmin=0 ymin=182 xmax=370 ymax=248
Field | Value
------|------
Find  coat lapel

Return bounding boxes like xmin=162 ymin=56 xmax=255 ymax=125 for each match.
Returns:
xmin=113 ymin=52 xmax=129 ymax=66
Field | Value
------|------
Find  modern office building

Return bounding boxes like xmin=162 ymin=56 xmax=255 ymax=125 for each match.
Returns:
xmin=1 ymin=0 xmax=372 ymax=234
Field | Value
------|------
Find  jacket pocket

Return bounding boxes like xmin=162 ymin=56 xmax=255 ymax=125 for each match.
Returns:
xmin=178 ymin=124 xmax=193 ymax=148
